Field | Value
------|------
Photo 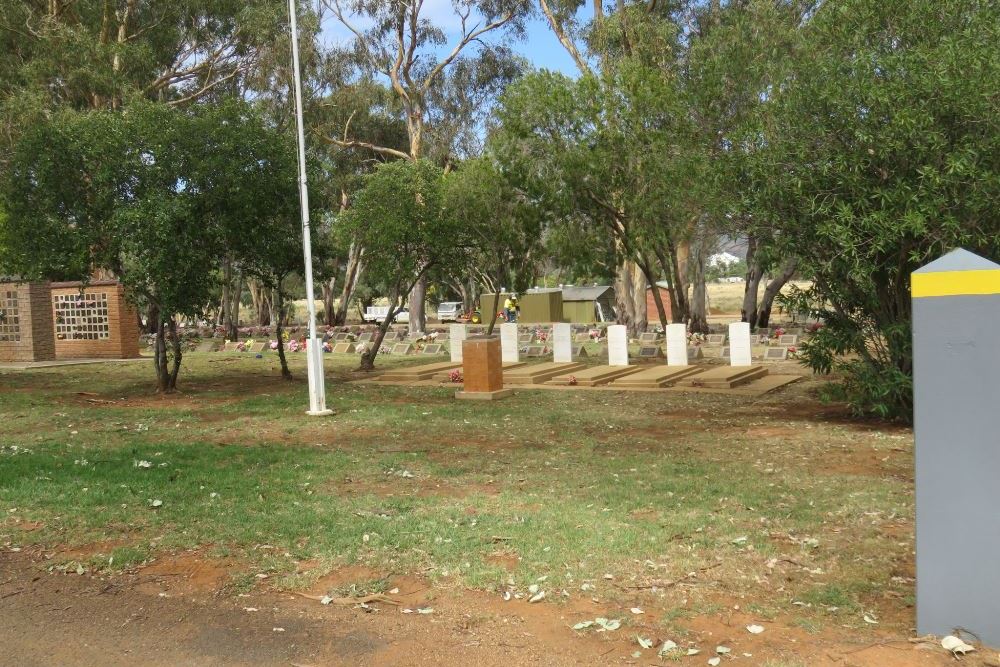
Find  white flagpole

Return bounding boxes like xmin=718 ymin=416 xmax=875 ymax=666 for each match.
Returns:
xmin=288 ymin=0 xmax=331 ymax=416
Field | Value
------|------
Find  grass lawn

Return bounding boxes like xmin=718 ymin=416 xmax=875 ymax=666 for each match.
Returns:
xmin=0 ymin=352 xmax=915 ymax=645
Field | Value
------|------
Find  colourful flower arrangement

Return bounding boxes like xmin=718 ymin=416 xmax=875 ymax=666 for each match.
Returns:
xmin=323 ymin=342 xmax=333 ymax=353
xmin=356 ymin=342 xmax=370 ymax=355
xmin=288 ymin=339 xmax=300 ymax=352
xmin=774 ymin=327 xmax=786 ymax=337
xmin=567 ymin=375 xmax=578 ymax=386
xmin=269 ymin=340 xmax=279 ymax=350
xmin=448 ymin=369 xmax=463 ymax=383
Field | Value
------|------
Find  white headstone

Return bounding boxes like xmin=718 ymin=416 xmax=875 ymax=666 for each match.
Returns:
xmin=500 ymin=323 xmax=519 ymax=363
xmin=449 ymin=324 xmax=466 ymax=363
xmin=728 ymin=322 xmax=753 ymax=366
xmin=607 ymin=325 xmax=629 ymax=366
xmin=552 ymin=322 xmax=572 ymax=363
xmin=665 ymin=323 xmax=688 ymax=366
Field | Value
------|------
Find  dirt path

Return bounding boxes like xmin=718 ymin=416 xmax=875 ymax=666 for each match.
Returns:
xmin=1 ymin=550 xmax=979 ymax=667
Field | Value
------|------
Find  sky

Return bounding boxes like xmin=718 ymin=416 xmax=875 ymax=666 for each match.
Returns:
xmin=317 ymin=4 xmax=582 ymax=77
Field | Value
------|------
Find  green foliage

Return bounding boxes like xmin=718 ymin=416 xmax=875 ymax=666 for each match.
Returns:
xmin=440 ymin=156 xmax=545 ymax=294
xmin=748 ymin=0 xmax=1000 ymax=420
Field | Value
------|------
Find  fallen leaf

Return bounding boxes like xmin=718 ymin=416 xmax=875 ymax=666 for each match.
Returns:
xmin=637 ymin=636 xmax=653 ymax=649
xmin=746 ymin=624 xmax=765 ymax=634
xmin=863 ymin=614 xmax=878 ymax=625
xmin=528 ymin=591 xmax=546 ymax=603
xmin=716 ymin=645 xmax=731 ymax=654
xmin=630 ymin=607 xmax=644 ymax=615
xmin=708 ymin=658 xmax=721 ymax=666
xmin=416 ymin=607 xmax=434 ymax=614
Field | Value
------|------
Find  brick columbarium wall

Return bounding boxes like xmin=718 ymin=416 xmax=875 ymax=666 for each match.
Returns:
xmin=0 ymin=281 xmax=56 ymax=363
xmin=50 ymin=281 xmax=141 ymax=359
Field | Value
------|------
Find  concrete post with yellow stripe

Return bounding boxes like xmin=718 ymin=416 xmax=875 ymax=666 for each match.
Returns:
xmin=913 ymin=248 xmax=1000 ymax=644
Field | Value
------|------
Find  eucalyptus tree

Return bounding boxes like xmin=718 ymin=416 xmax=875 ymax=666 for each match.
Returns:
xmin=320 ymin=0 xmax=531 ymax=333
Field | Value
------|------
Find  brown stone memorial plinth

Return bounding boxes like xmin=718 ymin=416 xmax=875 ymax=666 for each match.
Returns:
xmin=456 ymin=336 xmax=513 ymax=401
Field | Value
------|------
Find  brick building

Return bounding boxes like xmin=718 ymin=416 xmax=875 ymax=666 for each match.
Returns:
xmin=0 ymin=279 xmax=141 ymax=362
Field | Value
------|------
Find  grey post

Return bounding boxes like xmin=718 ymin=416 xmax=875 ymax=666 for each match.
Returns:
xmin=913 ymin=248 xmax=1000 ymax=644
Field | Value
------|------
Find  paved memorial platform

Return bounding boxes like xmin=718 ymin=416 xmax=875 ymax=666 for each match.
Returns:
xmin=547 ymin=364 xmax=642 ymax=386
xmin=675 ymin=365 xmax=768 ymax=389
xmin=431 ymin=360 xmax=526 ymax=383
xmin=504 ymin=361 xmax=585 ymax=385
xmin=375 ymin=360 xmax=462 ymax=382
xmin=610 ymin=364 xmax=701 ymax=388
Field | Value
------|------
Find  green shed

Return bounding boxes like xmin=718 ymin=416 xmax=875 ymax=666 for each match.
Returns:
xmin=479 ymin=289 xmax=564 ymax=323
xmin=561 ymin=286 xmax=616 ymax=323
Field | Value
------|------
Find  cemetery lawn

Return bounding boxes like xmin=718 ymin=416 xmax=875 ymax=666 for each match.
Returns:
xmin=0 ymin=354 xmax=944 ymax=665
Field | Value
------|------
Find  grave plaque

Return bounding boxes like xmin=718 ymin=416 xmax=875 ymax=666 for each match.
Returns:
xmin=705 ymin=334 xmax=726 ymax=345
xmin=500 ymin=323 xmax=519 ymax=363
xmin=391 ymin=343 xmax=413 ymax=356
xmin=574 ymin=333 xmax=590 ymax=343
xmin=524 ymin=345 xmax=545 ymax=357
xmin=728 ymin=322 xmax=753 ymax=366
xmin=449 ymin=323 xmax=467 ymax=363
xmin=573 ymin=345 xmax=588 ymax=358
xmin=357 ymin=332 xmax=374 ymax=344
xmin=334 ymin=332 xmax=349 ymax=342
xmin=607 ymin=324 xmax=629 ymax=366
xmin=332 ymin=342 xmax=355 ymax=354
xmin=687 ymin=346 xmax=704 ymax=360
xmin=519 ymin=333 xmax=534 ymax=345
xmin=763 ymin=347 xmax=788 ymax=361
xmin=638 ymin=345 xmax=662 ymax=359
xmin=422 ymin=344 xmax=443 ymax=355
xmin=666 ymin=323 xmax=688 ymax=366
xmin=912 ymin=249 xmax=1000 ymax=644
xmin=248 ymin=342 xmax=266 ymax=353
xmin=552 ymin=323 xmax=573 ymax=363
xmin=196 ymin=341 xmax=218 ymax=353
xmin=223 ymin=341 xmax=240 ymax=352
xmin=719 ymin=346 xmax=730 ymax=359
xmin=638 ymin=332 xmax=660 ymax=343
xmin=778 ymin=334 xmax=798 ymax=346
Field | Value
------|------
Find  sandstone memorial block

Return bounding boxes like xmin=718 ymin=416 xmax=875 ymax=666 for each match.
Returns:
xmin=457 ymin=336 xmax=512 ymax=400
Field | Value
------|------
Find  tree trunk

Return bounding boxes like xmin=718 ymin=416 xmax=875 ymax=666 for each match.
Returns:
xmin=167 ymin=317 xmax=182 ymax=391
xmin=614 ymin=257 xmax=646 ymax=338
xmin=322 ymin=277 xmax=336 ymax=326
xmin=689 ymin=239 xmax=709 ymax=333
xmin=408 ymin=275 xmax=427 ymax=335
xmin=274 ymin=289 xmax=292 ymax=380
xmin=143 ymin=302 xmax=159 ymax=334
xmin=249 ymin=280 xmax=271 ymax=327
xmin=741 ymin=236 xmax=764 ymax=330
xmin=757 ymin=258 xmax=798 ymax=329
xmin=334 ymin=243 xmax=364 ymax=326
xmin=639 ymin=260 xmax=669 ymax=330
xmin=153 ymin=316 xmax=169 ymax=392
xmin=360 ymin=293 xmax=399 ymax=372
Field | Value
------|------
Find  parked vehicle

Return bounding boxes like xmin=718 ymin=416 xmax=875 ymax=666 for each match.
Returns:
xmin=436 ymin=301 xmax=462 ymax=322
xmin=364 ymin=306 xmax=410 ymax=324
xmin=379 ymin=308 xmax=408 ymax=324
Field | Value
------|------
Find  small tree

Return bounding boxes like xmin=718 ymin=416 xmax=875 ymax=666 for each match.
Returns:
xmin=748 ymin=0 xmax=1000 ymax=419
xmin=337 ymin=159 xmax=469 ymax=371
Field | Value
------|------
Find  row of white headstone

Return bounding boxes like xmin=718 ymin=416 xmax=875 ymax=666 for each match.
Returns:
xmin=448 ymin=321 xmax=755 ymax=367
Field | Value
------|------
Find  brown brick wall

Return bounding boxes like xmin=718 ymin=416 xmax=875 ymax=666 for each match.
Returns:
xmin=50 ymin=282 xmax=141 ymax=359
xmin=0 ymin=281 xmax=57 ymax=363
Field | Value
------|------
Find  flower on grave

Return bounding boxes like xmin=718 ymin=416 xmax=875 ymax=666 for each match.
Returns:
xmin=269 ymin=340 xmax=279 ymax=350
xmin=567 ymin=375 xmax=578 ymax=386
xmin=774 ymin=327 xmax=785 ymax=336
xmin=356 ymin=342 xmax=369 ymax=355
xmin=788 ymin=346 xmax=797 ymax=355
xmin=236 ymin=341 xmax=247 ymax=352
xmin=428 ymin=331 xmax=438 ymax=340
xmin=288 ymin=339 xmax=300 ymax=352
xmin=281 ymin=330 xmax=290 ymax=342
xmin=448 ymin=369 xmax=463 ymax=383
xmin=806 ymin=322 xmax=824 ymax=334
xmin=323 ymin=342 xmax=333 ymax=353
